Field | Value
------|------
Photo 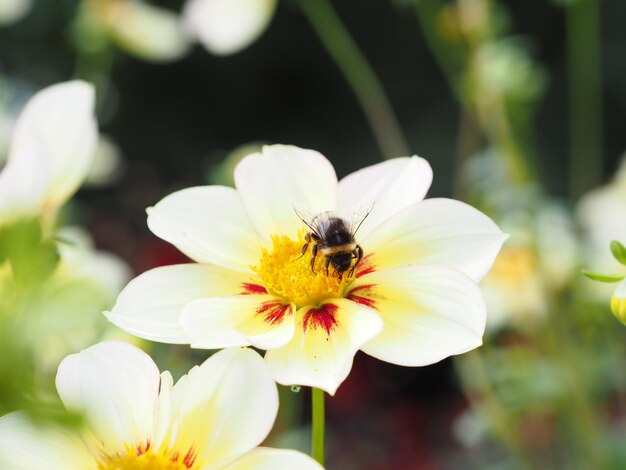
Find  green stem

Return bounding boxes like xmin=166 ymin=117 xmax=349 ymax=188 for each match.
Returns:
xmin=298 ymin=0 xmax=409 ymax=159
xmin=413 ymin=0 xmax=465 ymax=98
xmin=311 ymin=387 xmax=325 ymax=465
xmin=455 ymin=350 xmax=535 ymax=469
xmin=566 ymin=0 xmax=603 ymax=199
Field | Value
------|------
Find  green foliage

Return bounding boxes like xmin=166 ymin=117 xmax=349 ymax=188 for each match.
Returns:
xmin=581 ymin=269 xmax=625 ymax=283
xmin=0 ymin=219 xmax=60 ymax=286
xmin=610 ymin=240 xmax=626 ymax=266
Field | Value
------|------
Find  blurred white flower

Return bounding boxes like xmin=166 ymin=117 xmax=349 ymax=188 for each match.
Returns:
xmin=0 ymin=81 xmax=97 ymax=225
xmin=182 ymin=0 xmax=276 ymax=55
xmin=482 ymin=203 xmax=578 ymax=332
xmin=0 ymin=0 xmax=32 ymax=26
xmin=79 ymin=0 xmax=190 ymax=62
xmin=2 ymin=227 xmax=133 ymax=373
xmin=0 ymin=342 xmax=322 ymax=470
xmin=107 ymin=144 xmax=505 ymax=395
xmin=577 ymin=156 xmax=626 ymax=276
xmin=471 ymin=38 xmax=546 ymax=105
xmin=84 ymin=135 xmax=125 ymax=187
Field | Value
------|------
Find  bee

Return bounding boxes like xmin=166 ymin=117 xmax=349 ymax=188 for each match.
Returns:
xmin=295 ymin=204 xmax=373 ymax=279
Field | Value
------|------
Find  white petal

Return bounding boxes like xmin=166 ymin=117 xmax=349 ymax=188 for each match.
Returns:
xmin=363 ymin=198 xmax=507 ymax=282
xmin=181 ymin=294 xmax=295 ymax=350
xmin=221 ymin=447 xmax=323 ymax=470
xmin=165 ymin=348 xmax=278 ymax=467
xmin=0 ymin=136 xmax=49 ymax=222
xmin=348 ymin=266 xmax=486 ymax=366
xmin=105 ymin=263 xmax=252 ymax=344
xmin=9 ymin=81 xmax=97 ymax=211
xmin=55 ymin=341 xmax=160 ymax=456
xmin=234 ymin=144 xmax=338 ymax=240
xmin=0 ymin=412 xmax=96 ymax=470
xmin=183 ymin=0 xmax=276 ymax=56
xmin=98 ymin=1 xmax=190 ymax=62
xmin=337 ymin=156 xmax=433 ymax=239
xmin=265 ymin=298 xmax=383 ymax=395
xmin=0 ymin=0 xmax=32 ymax=25
xmin=56 ymin=226 xmax=131 ymax=298
xmin=147 ymin=185 xmax=265 ymax=270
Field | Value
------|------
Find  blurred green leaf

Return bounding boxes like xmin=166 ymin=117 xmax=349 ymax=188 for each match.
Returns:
xmin=610 ymin=240 xmax=626 ymax=266
xmin=582 ymin=269 xmax=625 ymax=283
xmin=0 ymin=219 xmax=60 ymax=286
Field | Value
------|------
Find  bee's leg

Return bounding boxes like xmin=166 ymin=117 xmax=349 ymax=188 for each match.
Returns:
xmin=297 ymin=232 xmax=312 ymax=259
xmin=348 ymin=245 xmax=364 ymax=277
xmin=325 ymin=256 xmax=331 ymax=277
xmin=310 ymin=243 xmax=318 ymax=274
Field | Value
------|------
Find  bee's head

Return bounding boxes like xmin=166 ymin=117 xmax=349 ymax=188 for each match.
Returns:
xmin=331 ymin=253 xmax=353 ymax=273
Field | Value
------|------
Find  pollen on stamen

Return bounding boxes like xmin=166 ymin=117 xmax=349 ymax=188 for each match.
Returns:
xmin=252 ymin=231 xmax=356 ymax=308
xmin=98 ymin=444 xmax=198 ymax=470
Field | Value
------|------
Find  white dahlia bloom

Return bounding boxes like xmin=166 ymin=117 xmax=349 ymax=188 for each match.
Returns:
xmin=0 ymin=80 xmax=97 ymax=225
xmin=182 ymin=0 xmax=276 ymax=55
xmin=107 ymin=145 xmax=506 ymax=394
xmin=0 ymin=341 xmax=322 ymax=469
xmin=80 ymin=0 xmax=190 ymax=62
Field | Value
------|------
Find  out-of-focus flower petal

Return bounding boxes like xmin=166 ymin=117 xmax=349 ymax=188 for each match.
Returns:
xmin=182 ymin=0 xmax=276 ymax=55
xmin=0 ymin=137 xmax=49 ymax=223
xmin=0 ymin=413 xmax=96 ymax=470
xmin=0 ymin=0 xmax=32 ymax=26
xmin=55 ymin=341 xmax=159 ymax=457
xmin=8 ymin=80 xmax=97 ymax=212
xmin=83 ymin=135 xmax=124 ymax=187
xmin=94 ymin=0 xmax=190 ymax=62
xmin=164 ymin=348 xmax=278 ymax=467
xmin=611 ymin=279 xmax=626 ymax=325
xmin=56 ymin=226 xmax=131 ymax=298
xmin=234 ymin=144 xmax=337 ymax=241
xmin=221 ymin=447 xmax=323 ymax=470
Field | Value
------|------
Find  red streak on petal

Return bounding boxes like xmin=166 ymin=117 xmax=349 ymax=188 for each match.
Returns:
xmin=136 ymin=440 xmax=151 ymax=456
xmin=303 ymin=304 xmax=339 ymax=336
xmin=257 ymin=301 xmax=290 ymax=325
xmin=170 ymin=452 xmax=179 ymax=462
xmin=356 ymin=254 xmax=376 ymax=278
xmin=183 ymin=448 xmax=197 ymax=468
xmin=347 ymin=284 xmax=378 ymax=309
xmin=241 ymin=282 xmax=267 ymax=295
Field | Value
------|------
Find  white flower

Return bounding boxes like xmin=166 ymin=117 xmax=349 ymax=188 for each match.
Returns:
xmin=0 ymin=0 xmax=32 ymax=26
xmin=482 ymin=203 xmax=578 ymax=331
xmin=0 ymin=341 xmax=322 ymax=470
xmin=80 ymin=0 xmax=190 ymax=62
xmin=0 ymin=80 xmax=97 ymax=225
xmin=182 ymin=0 xmax=276 ymax=55
xmin=107 ymin=145 xmax=506 ymax=394
xmin=577 ymin=157 xmax=626 ymax=276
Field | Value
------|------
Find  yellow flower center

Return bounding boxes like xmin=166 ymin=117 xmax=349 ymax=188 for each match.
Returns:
xmin=253 ymin=232 xmax=355 ymax=308
xmin=488 ymin=246 xmax=536 ymax=284
xmin=99 ymin=445 xmax=197 ymax=470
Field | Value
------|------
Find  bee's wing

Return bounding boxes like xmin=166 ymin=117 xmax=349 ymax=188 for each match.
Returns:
xmin=348 ymin=200 xmax=375 ymax=237
xmin=293 ymin=204 xmax=321 ymax=237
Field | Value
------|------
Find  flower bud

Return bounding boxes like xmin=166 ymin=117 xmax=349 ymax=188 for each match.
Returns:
xmin=611 ymin=280 xmax=626 ymax=325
